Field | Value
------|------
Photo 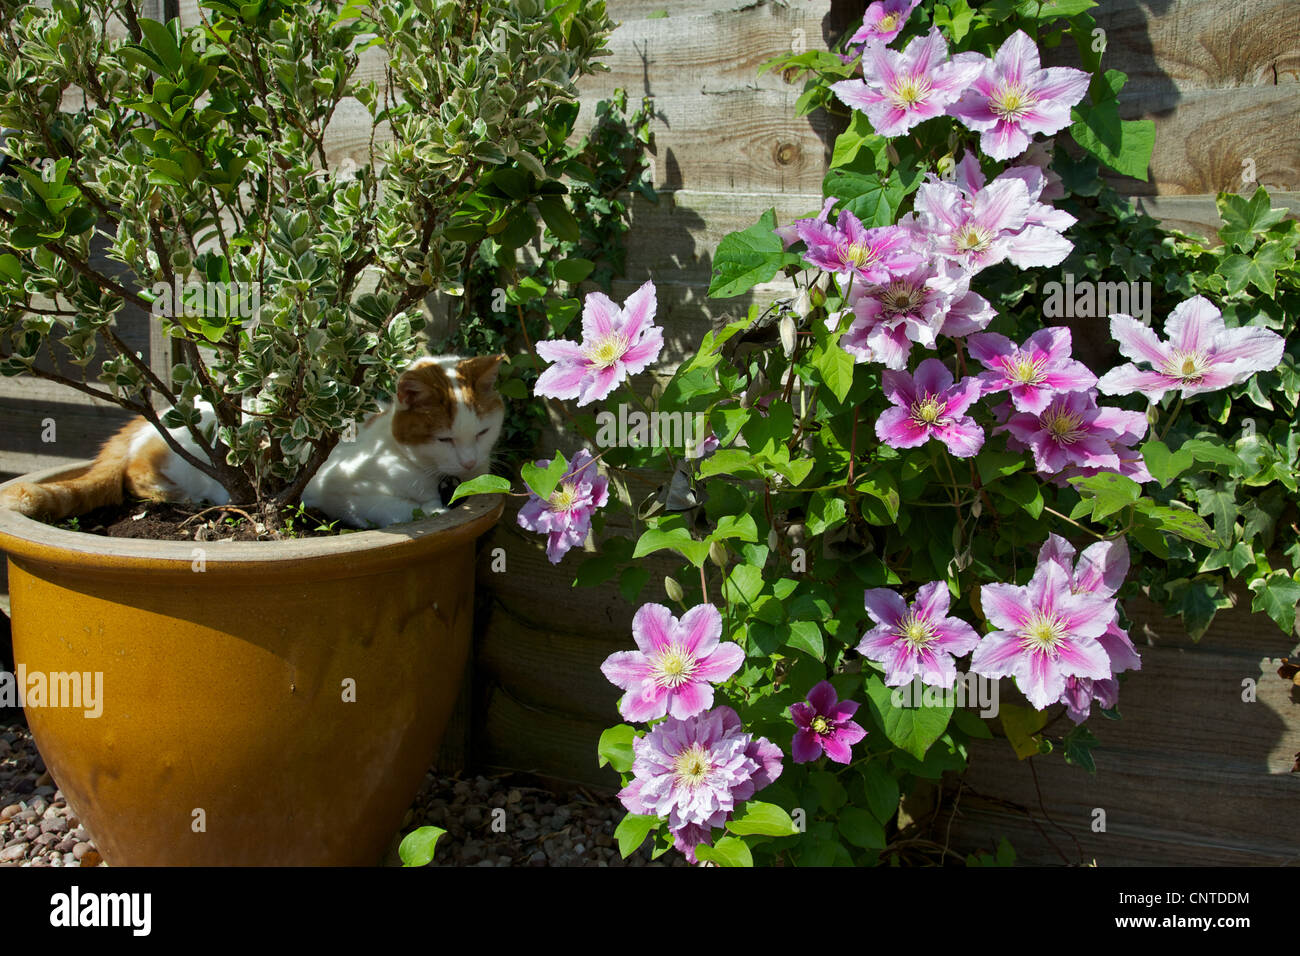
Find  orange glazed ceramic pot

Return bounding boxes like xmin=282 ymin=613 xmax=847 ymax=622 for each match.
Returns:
xmin=0 ymin=462 xmax=503 ymax=866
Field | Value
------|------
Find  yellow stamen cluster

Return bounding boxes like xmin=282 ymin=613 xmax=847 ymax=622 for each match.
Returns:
xmin=1003 ymin=353 xmax=1047 ymax=385
xmin=1019 ymin=611 xmax=1066 ymax=654
xmin=673 ymin=743 xmax=713 ymax=788
xmin=991 ymin=82 xmax=1037 ymax=121
xmin=654 ymin=643 xmax=698 ymax=689
xmin=811 ymin=715 xmax=833 ymax=735
xmin=843 ymin=242 xmax=881 ymax=268
xmin=888 ymin=74 xmax=933 ymax=110
xmin=954 ymin=225 xmax=992 ymax=253
xmin=1043 ymin=406 xmax=1085 ymax=444
xmin=584 ymin=334 xmax=627 ymax=369
xmin=910 ymin=394 xmax=950 ymax=428
xmin=1164 ymin=349 xmax=1208 ymax=383
xmin=898 ymin=611 xmax=936 ymax=648
xmin=548 ymin=483 xmax=578 ymax=511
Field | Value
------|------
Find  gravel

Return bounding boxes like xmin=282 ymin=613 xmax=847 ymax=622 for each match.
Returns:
xmin=0 ymin=719 xmax=686 ymax=867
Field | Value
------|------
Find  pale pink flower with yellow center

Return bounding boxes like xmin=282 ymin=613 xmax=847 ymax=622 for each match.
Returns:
xmin=971 ymin=558 xmax=1115 ymax=710
xmin=875 ymin=358 xmax=985 ymax=458
xmin=534 ymin=281 xmax=664 ymax=406
xmin=831 ymin=29 xmax=984 ymax=138
xmin=858 ymin=582 xmax=981 ymax=688
xmin=1097 ymin=296 xmax=1285 ymax=403
xmin=516 ymin=449 xmax=608 ymax=564
xmin=968 ymin=327 xmax=1097 ymax=414
xmin=600 ymin=603 xmax=745 ymax=722
xmin=947 ymin=31 xmax=1090 ymax=161
xmin=849 ymin=0 xmax=921 ymax=47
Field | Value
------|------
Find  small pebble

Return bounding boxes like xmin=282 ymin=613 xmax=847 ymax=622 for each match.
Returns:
xmin=0 ymin=843 xmax=27 ymax=862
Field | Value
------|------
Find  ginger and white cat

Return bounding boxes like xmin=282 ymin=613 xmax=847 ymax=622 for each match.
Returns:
xmin=0 ymin=354 xmax=506 ymax=529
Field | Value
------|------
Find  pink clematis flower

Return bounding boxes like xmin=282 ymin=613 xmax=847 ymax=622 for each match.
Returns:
xmin=618 ymin=706 xmax=783 ymax=864
xmin=968 ymin=327 xmax=1097 ymax=414
xmin=971 ymin=557 xmax=1116 ymax=710
xmin=858 ymin=581 xmax=982 ymax=688
xmin=1097 ymin=296 xmax=1286 ymax=403
xmin=795 ymin=208 xmax=922 ymax=286
xmin=997 ymin=389 xmax=1149 ymax=479
xmin=947 ymin=30 xmax=1090 ymax=161
xmin=534 ymin=281 xmax=664 ymax=406
xmin=600 ymin=603 xmax=745 ymax=723
xmin=949 ymin=151 xmax=1075 ymax=237
xmin=841 ymin=260 xmax=995 ymax=369
xmin=789 ymin=681 xmax=868 ymax=764
xmin=516 ymin=449 xmax=608 ymax=564
xmin=1035 ymin=534 xmax=1141 ymax=723
xmin=875 ymin=358 xmax=985 ymax=458
xmin=909 ymin=173 xmax=1072 ymax=275
xmin=849 ymin=0 xmax=921 ymax=47
xmin=832 ymin=28 xmax=984 ymax=137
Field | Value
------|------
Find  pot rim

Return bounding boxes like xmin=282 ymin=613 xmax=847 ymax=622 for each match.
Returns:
xmin=0 ymin=460 xmax=505 ymax=578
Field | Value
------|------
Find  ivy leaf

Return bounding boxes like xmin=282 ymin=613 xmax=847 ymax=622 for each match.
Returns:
xmin=708 ymin=209 xmax=801 ymax=299
xmin=1165 ymin=576 xmax=1233 ymax=641
xmin=1249 ymin=572 xmax=1300 ymax=636
xmin=1068 ymin=472 xmax=1141 ymax=521
xmin=1219 ymin=240 xmax=1294 ymax=297
xmin=1062 ymin=725 xmax=1100 ymax=773
xmin=1217 ymin=187 xmax=1289 ymax=252
xmin=1140 ymin=439 xmax=1194 ymax=487
xmin=1194 ymin=482 xmax=1239 ymax=548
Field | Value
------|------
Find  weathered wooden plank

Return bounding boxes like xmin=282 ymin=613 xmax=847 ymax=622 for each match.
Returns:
xmin=1125 ymin=591 xmax=1299 ymax=656
xmin=1115 ymin=85 xmax=1300 ymax=195
xmin=949 ymin=805 xmax=1300 ymax=866
xmin=1092 ymin=0 xmax=1300 ymax=93
xmin=954 ymin=743 xmax=1300 ymax=865
xmin=480 ymin=683 xmax=619 ymax=789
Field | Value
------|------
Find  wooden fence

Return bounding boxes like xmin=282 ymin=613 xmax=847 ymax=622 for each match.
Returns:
xmin=1 ymin=0 xmax=1297 ymax=865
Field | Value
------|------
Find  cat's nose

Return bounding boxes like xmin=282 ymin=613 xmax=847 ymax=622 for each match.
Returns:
xmin=458 ymin=456 xmax=478 ymax=472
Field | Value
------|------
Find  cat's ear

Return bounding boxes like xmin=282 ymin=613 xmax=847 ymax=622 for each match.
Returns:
xmin=395 ymin=367 xmax=440 ymax=409
xmin=460 ymin=353 xmax=506 ymax=392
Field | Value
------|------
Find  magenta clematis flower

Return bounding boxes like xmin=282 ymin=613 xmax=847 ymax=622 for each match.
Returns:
xmin=1097 ymin=296 xmax=1286 ymax=402
xmin=968 ymin=327 xmax=1097 ymax=414
xmin=875 ymin=358 xmax=985 ymax=458
xmin=858 ymin=581 xmax=982 ymax=688
xmin=849 ymin=0 xmax=921 ymax=47
xmin=795 ymin=209 xmax=922 ymax=286
xmin=775 ymin=197 xmax=836 ymax=250
xmin=516 ymin=449 xmax=608 ymax=564
xmin=789 ymin=681 xmax=868 ymax=763
xmin=841 ymin=260 xmax=995 ymax=369
xmin=947 ymin=30 xmax=1090 ymax=161
xmin=998 ymin=389 xmax=1149 ymax=478
xmin=832 ymin=29 xmax=984 ymax=137
xmin=618 ymin=706 xmax=783 ymax=864
xmin=971 ymin=558 xmax=1116 ymax=710
xmin=600 ymin=603 xmax=745 ymax=722
xmin=534 ymin=281 xmax=664 ymax=406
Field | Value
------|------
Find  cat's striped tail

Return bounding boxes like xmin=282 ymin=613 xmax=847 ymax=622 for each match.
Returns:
xmin=0 ymin=419 xmax=150 ymax=521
